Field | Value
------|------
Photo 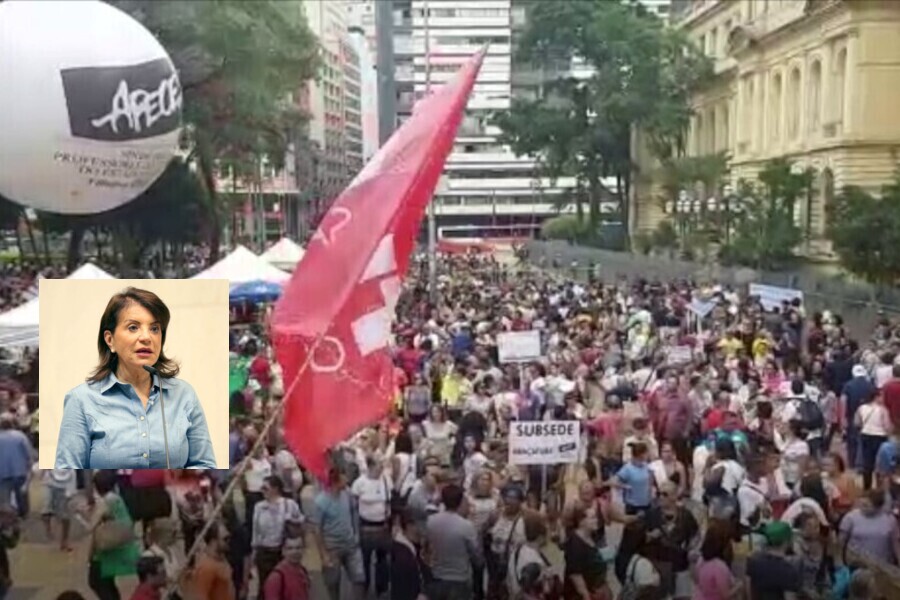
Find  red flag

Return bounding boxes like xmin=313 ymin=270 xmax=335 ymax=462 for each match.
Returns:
xmin=272 ymin=50 xmax=486 ymax=479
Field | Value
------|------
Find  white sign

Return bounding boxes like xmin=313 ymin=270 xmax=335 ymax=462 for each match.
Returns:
xmin=688 ymin=298 xmax=717 ymax=318
xmin=0 ymin=1 xmax=182 ymax=214
xmin=664 ymin=345 xmax=693 ymax=365
xmin=497 ymin=330 xmax=542 ymax=364
xmin=509 ymin=420 xmax=581 ymax=465
xmin=748 ymin=283 xmax=804 ymax=312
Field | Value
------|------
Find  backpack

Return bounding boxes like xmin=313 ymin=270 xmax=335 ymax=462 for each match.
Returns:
xmin=795 ymin=397 xmax=825 ymax=431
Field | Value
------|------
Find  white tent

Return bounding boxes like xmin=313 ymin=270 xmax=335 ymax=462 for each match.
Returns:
xmin=191 ymin=245 xmax=291 ymax=284
xmin=0 ymin=262 xmax=116 ymax=347
xmin=260 ymin=237 xmax=305 ymax=271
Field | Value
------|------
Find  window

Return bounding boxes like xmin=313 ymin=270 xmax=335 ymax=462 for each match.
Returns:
xmin=808 ymin=60 xmax=822 ymax=133
xmin=709 ymin=28 xmax=718 ymax=57
xmin=722 ymin=104 xmax=730 ymax=148
xmin=834 ymin=47 xmax=847 ymax=126
xmin=788 ymin=67 xmax=801 ymax=140
xmin=769 ymin=72 xmax=782 ymax=144
xmin=694 ymin=113 xmax=704 ymax=154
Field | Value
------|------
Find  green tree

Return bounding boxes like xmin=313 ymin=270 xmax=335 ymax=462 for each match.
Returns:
xmin=109 ymin=0 xmax=320 ymax=265
xmin=827 ymin=174 xmax=900 ymax=286
xmin=724 ymin=159 xmax=809 ymax=270
xmin=493 ymin=0 xmax=711 ymax=245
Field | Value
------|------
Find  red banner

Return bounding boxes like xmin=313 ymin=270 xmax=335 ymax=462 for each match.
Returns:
xmin=272 ymin=50 xmax=486 ymax=479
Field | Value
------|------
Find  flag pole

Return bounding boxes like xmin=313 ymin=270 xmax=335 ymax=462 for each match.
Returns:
xmin=171 ymin=332 xmax=329 ymax=593
xmin=424 ymin=0 xmax=438 ymax=304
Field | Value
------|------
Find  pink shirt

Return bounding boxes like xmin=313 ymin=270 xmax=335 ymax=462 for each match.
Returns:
xmin=694 ymin=558 xmax=732 ymax=600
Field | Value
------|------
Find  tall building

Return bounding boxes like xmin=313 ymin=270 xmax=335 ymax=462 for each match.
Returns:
xmin=380 ymin=0 xmax=590 ymax=242
xmin=217 ymin=1 xmax=367 ymax=248
xmin=638 ymin=0 xmax=674 ymax=20
xmin=345 ymin=0 xmax=381 ymax=162
xmin=632 ymin=0 xmax=900 ymax=257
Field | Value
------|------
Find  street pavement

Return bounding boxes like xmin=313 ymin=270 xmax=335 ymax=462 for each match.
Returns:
xmin=5 ymin=481 xmax=337 ymax=600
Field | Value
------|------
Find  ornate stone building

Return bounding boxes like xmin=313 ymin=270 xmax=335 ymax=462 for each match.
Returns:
xmin=632 ymin=0 xmax=900 ymax=256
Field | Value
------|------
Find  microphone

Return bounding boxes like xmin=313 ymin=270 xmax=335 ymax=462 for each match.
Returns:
xmin=143 ymin=364 xmax=170 ymax=469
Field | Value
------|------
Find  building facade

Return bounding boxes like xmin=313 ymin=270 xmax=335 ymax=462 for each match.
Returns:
xmin=219 ymin=1 xmax=369 ymax=250
xmin=380 ymin=0 xmax=591 ymax=241
xmin=634 ymin=0 xmax=900 ymax=256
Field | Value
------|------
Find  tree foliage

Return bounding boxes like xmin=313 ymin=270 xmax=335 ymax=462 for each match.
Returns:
xmin=724 ymin=159 xmax=809 ymax=270
xmin=827 ymin=174 xmax=900 ymax=286
xmin=493 ymin=0 xmax=712 ymax=239
xmin=108 ymin=0 xmax=321 ymax=263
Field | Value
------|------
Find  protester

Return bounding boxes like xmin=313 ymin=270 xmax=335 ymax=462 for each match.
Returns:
xmin=426 ymin=483 xmax=483 ymax=600
xmin=391 ymin=509 xmax=428 ymax=600
xmin=310 ymin=467 xmax=365 ymax=600
xmin=130 ymin=555 xmax=166 ymax=600
xmin=260 ymin=535 xmax=310 ymax=600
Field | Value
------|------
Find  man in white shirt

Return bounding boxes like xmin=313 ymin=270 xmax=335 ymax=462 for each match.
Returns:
xmin=350 ymin=456 xmax=392 ymax=598
xmin=780 ymin=378 xmax=825 ymax=459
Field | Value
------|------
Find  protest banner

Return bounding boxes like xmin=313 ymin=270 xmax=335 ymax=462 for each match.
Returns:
xmin=748 ymin=283 xmax=804 ymax=312
xmin=497 ymin=330 xmax=542 ymax=364
xmin=509 ymin=420 xmax=580 ymax=465
xmin=688 ymin=298 xmax=717 ymax=318
xmin=664 ymin=345 xmax=693 ymax=365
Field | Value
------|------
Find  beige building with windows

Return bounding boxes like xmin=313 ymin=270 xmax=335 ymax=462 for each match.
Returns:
xmin=633 ymin=0 xmax=900 ymax=255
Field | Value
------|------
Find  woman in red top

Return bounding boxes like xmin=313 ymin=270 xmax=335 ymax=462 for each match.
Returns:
xmin=248 ymin=346 xmax=271 ymax=393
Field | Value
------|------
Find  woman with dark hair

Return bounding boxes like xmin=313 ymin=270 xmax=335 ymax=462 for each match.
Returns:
xmin=614 ymin=521 xmax=660 ymax=598
xmin=83 ymin=470 xmax=140 ymax=600
xmin=692 ymin=524 xmax=742 ymax=600
xmin=563 ymin=504 xmax=610 ymax=600
xmin=55 ymin=287 xmax=216 ymax=469
xmin=839 ymin=489 xmax=900 ymax=566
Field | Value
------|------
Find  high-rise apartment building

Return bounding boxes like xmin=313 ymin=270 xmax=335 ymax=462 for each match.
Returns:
xmin=380 ymin=0 xmax=592 ymax=242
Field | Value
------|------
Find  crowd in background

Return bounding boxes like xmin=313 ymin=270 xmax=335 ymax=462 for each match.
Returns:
xmin=1 ymin=251 xmax=900 ymax=599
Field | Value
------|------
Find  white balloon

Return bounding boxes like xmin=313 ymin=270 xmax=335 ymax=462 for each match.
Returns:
xmin=0 ymin=0 xmax=183 ymax=214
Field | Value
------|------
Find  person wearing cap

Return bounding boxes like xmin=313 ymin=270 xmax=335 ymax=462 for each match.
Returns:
xmin=745 ymin=521 xmax=801 ymax=599
xmin=840 ymin=364 xmax=876 ymax=470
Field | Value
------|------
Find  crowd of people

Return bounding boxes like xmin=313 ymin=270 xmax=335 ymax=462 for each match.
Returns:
xmin=2 ymin=249 xmax=900 ymax=600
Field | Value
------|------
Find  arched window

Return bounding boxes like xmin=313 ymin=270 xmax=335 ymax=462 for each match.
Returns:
xmin=834 ymin=48 xmax=847 ymax=126
xmin=770 ymin=72 xmax=782 ymax=144
xmin=809 ymin=60 xmax=822 ymax=133
xmin=788 ymin=67 xmax=801 ymax=140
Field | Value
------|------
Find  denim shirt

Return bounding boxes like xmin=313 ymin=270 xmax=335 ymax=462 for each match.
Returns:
xmin=55 ymin=372 xmax=217 ymax=469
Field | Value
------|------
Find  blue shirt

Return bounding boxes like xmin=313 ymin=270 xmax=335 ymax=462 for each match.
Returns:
xmin=842 ymin=377 xmax=875 ymax=421
xmin=310 ymin=489 xmax=357 ymax=551
xmin=0 ymin=429 xmax=32 ymax=479
xmin=55 ymin=372 xmax=217 ymax=469
xmin=616 ymin=462 xmax=653 ymax=508
xmin=876 ymin=440 xmax=900 ymax=476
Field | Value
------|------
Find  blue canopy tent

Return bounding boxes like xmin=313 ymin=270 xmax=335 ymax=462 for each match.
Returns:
xmin=229 ymin=280 xmax=284 ymax=304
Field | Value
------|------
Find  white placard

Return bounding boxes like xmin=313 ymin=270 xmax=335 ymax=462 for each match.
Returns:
xmin=497 ymin=330 xmax=542 ymax=364
xmin=664 ymin=345 xmax=693 ymax=365
xmin=509 ymin=420 xmax=581 ymax=465
xmin=748 ymin=283 xmax=804 ymax=312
